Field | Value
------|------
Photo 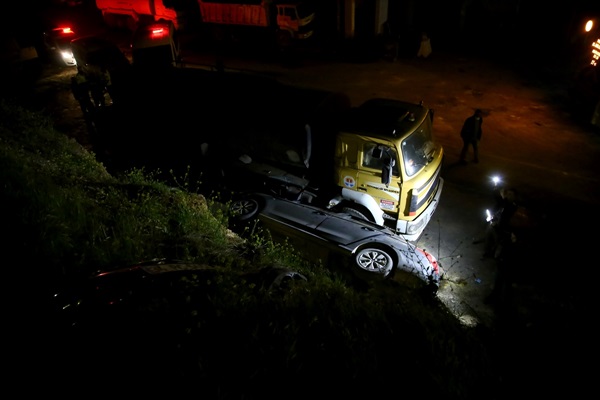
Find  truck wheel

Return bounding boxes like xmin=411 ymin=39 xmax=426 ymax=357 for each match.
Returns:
xmin=211 ymin=26 xmax=228 ymax=43
xmin=103 ymin=13 xmax=119 ymax=29
xmin=276 ymin=30 xmax=292 ymax=49
xmin=353 ymin=244 xmax=395 ymax=278
xmin=126 ymin=17 xmax=139 ymax=32
xmin=342 ymin=205 xmax=374 ymax=222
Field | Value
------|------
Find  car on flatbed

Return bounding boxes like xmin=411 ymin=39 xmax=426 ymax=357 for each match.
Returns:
xmin=229 ymin=192 xmax=442 ymax=290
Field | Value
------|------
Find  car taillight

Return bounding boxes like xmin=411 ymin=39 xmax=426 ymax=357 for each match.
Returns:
xmin=416 ymin=247 xmax=439 ymax=274
xmin=150 ymin=26 xmax=168 ymax=39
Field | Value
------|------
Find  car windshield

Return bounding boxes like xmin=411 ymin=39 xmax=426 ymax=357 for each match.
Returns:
xmin=401 ymin=115 xmax=434 ymax=177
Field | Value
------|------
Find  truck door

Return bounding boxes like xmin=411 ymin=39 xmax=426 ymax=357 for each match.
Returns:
xmin=355 ymin=142 xmax=401 ymax=214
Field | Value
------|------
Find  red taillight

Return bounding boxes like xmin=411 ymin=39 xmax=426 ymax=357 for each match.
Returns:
xmin=417 ymin=247 xmax=439 ymax=274
xmin=150 ymin=26 xmax=168 ymax=39
xmin=54 ymin=27 xmax=75 ymax=37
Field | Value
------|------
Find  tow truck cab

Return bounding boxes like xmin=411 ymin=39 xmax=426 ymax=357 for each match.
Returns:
xmin=331 ymin=99 xmax=445 ymax=241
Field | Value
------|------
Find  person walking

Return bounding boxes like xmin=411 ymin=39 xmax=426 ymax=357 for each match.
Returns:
xmin=459 ymin=108 xmax=483 ymax=164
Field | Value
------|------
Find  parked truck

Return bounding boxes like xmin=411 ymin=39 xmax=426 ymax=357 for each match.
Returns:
xmin=95 ymin=0 xmax=189 ymax=31
xmin=88 ymin=61 xmax=443 ymax=241
xmin=197 ymin=0 xmax=315 ymax=48
xmin=213 ymin=86 xmax=444 ymax=242
xmin=95 ymin=0 xmax=314 ymax=48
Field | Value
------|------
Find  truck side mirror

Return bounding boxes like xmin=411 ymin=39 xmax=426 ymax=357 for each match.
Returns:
xmin=381 ymin=157 xmax=395 ymax=186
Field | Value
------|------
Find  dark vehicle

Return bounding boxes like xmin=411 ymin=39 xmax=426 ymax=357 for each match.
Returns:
xmin=70 ymin=35 xmax=130 ymax=75
xmin=229 ymin=193 xmax=441 ymax=289
xmin=48 ymin=259 xmax=306 ymax=393
xmin=42 ymin=25 xmax=77 ymax=66
xmin=53 ymin=259 xmax=306 ymax=327
xmin=71 ymin=36 xmax=131 ymax=102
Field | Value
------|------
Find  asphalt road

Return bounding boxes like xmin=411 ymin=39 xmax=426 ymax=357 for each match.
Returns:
xmin=27 ymin=3 xmax=600 ymax=330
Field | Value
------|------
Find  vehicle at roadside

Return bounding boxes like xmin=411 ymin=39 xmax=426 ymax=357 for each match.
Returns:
xmin=42 ymin=25 xmax=77 ymax=66
xmin=94 ymin=0 xmax=315 ymax=49
xmin=48 ymin=259 xmax=307 ymax=391
xmin=95 ymin=0 xmax=188 ymax=31
xmin=229 ymin=192 xmax=441 ymax=290
xmin=52 ymin=259 xmax=307 ymax=329
xmin=70 ymin=35 xmax=131 ymax=79
xmin=215 ymin=92 xmax=444 ymax=242
xmin=131 ymin=20 xmax=181 ymax=68
xmin=197 ymin=0 xmax=315 ymax=49
xmin=70 ymin=35 xmax=132 ymax=104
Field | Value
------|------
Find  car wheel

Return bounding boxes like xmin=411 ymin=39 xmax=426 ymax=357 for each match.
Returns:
xmin=354 ymin=245 xmax=395 ymax=277
xmin=230 ymin=198 xmax=260 ymax=221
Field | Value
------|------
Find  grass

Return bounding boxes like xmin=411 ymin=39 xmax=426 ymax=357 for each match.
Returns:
xmin=1 ymin=99 xmax=502 ymax=399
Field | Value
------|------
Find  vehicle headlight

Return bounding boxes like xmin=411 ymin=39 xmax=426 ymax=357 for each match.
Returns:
xmin=61 ymin=50 xmax=74 ymax=60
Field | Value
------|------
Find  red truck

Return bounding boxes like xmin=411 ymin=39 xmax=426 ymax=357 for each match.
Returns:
xmin=95 ymin=0 xmax=187 ymax=31
xmin=95 ymin=0 xmax=314 ymax=47
xmin=197 ymin=0 xmax=314 ymax=48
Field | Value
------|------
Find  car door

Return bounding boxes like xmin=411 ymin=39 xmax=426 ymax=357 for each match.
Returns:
xmin=314 ymin=213 xmax=383 ymax=246
xmin=258 ymin=199 xmax=334 ymax=262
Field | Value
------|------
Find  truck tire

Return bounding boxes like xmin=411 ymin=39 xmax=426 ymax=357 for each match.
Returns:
xmin=276 ymin=30 xmax=293 ymax=49
xmin=211 ymin=26 xmax=228 ymax=43
xmin=126 ymin=16 xmax=139 ymax=32
xmin=103 ymin=13 xmax=119 ymax=29
xmin=342 ymin=204 xmax=375 ymax=222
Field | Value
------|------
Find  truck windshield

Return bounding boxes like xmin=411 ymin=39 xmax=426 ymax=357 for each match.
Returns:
xmin=401 ymin=116 xmax=434 ymax=177
xmin=295 ymin=4 xmax=312 ymax=19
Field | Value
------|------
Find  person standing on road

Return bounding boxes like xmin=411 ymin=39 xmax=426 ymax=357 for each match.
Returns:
xmin=483 ymin=187 xmax=520 ymax=307
xmin=459 ymin=109 xmax=483 ymax=164
xmin=484 ymin=187 xmax=518 ymax=259
xmin=417 ymin=32 xmax=432 ymax=58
